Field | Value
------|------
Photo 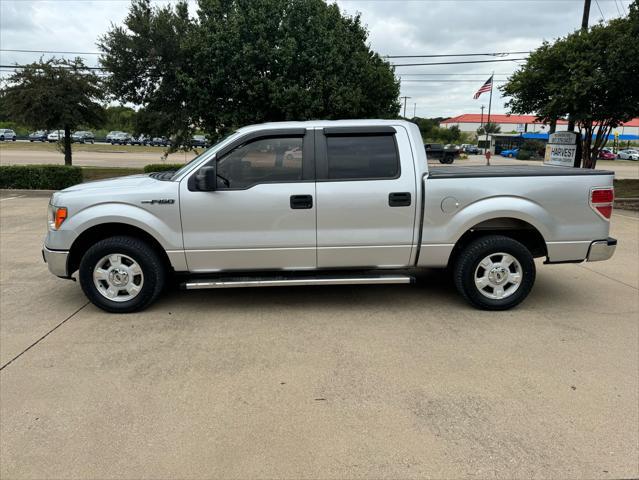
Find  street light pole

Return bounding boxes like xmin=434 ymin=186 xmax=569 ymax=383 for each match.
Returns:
xmin=480 ymin=105 xmax=485 ymax=128
xmin=400 ymin=96 xmax=411 ymax=118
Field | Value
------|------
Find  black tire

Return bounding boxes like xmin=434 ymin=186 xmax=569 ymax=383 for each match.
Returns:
xmin=79 ymin=236 xmax=166 ymax=313
xmin=453 ymin=235 xmax=535 ymax=310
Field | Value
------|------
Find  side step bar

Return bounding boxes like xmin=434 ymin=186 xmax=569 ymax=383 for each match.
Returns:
xmin=183 ymin=274 xmax=414 ymax=290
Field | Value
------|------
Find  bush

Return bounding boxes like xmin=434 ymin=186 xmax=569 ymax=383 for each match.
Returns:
xmin=143 ymin=163 xmax=184 ymax=173
xmin=516 ymin=150 xmax=532 ymax=160
xmin=0 ymin=165 xmax=83 ymax=190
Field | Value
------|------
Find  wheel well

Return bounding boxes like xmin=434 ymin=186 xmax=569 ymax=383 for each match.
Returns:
xmin=449 ymin=217 xmax=547 ymax=266
xmin=67 ymin=223 xmax=172 ymax=275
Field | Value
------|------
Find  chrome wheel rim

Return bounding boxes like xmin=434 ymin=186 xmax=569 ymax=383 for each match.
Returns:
xmin=93 ymin=253 xmax=144 ymax=302
xmin=474 ymin=252 xmax=522 ymax=300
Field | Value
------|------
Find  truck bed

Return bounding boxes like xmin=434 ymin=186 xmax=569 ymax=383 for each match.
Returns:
xmin=427 ymin=165 xmax=613 ymax=179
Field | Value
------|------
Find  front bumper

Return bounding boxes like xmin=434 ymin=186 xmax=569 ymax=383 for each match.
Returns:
xmin=586 ymin=237 xmax=617 ymax=262
xmin=42 ymin=246 xmax=70 ymax=278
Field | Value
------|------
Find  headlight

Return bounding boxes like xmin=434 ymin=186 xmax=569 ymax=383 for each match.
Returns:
xmin=48 ymin=204 xmax=68 ymax=230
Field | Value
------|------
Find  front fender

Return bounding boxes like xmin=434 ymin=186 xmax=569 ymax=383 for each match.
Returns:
xmin=45 ymin=202 xmax=183 ymax=251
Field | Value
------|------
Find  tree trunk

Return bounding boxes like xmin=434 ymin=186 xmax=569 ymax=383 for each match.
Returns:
xmin=64 ymin=125 xmax=72 ymax=166
xmin=581 ymin=123 xmax=594 ymax=169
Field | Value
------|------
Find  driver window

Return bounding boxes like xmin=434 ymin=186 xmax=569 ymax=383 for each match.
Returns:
xmin=216 ymin=137 xmax=303 ymax=189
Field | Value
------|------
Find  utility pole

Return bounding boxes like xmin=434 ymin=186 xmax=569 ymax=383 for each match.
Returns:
xmin=400 ymin=96 xmax=411 ymax=118
xmin=413 ymin=103 xmax=417 ymax=118
xmin=581 ymin=0 xmax=591 ymax=30
xmin=568 ymin=0 xmax=591 ymax=132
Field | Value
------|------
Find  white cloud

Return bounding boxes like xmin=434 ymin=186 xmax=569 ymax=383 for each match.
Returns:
xmin=1 ymin=0 xmax=632 ymax=118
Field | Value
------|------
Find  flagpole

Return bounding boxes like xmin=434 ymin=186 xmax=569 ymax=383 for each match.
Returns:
xmin=485 ymin=71 xmax=494 ymax=166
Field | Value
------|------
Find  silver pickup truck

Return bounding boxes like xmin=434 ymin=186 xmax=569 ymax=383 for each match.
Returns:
xmin=43 ymin=120 xmax=617 ymax=313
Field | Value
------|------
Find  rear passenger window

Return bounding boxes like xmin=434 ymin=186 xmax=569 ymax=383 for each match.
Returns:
xmin=326 ymin=135 xmax=399 ymax=180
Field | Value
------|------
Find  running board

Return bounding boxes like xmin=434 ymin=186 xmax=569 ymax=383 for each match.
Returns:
xmin=182 ymin=274 xmax=414 ymax=290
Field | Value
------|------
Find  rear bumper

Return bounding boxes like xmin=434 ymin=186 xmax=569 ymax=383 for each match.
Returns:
xmin=42 ymin=246 xmax=70 ymax=278
xmin=586 ymin=237 xmax=617 ymax=262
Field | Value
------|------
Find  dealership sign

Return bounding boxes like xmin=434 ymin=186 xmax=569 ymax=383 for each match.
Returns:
xmin=544 ymin=132 xmax=581 ymax=167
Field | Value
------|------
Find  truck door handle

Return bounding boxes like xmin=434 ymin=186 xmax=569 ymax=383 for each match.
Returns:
xmin=290 ymin=195 xmax=313 ymax=209
xmin=389 ymin=192 xmax=411 ymax=207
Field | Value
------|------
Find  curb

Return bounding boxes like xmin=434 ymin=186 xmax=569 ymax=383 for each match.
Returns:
xmin=615 ymin=198 xmax=639 ymax=212
xmin=1 ymin=189 xmax=56 ymax=197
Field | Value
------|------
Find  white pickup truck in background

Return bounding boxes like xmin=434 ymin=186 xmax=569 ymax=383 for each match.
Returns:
xmin=43 ymin=120 xmax=616 ymax=313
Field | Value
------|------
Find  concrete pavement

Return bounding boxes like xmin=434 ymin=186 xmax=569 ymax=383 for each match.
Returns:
xmin=0 ymin=194 xmax=637 ymax=479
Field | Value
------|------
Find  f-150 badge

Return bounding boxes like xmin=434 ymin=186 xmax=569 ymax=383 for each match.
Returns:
xmin=141 ymin=199 xmax=175 ymax=205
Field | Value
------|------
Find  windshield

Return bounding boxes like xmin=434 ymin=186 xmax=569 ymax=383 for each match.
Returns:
xmin=170 ymin=130 xmax=242 ymax=180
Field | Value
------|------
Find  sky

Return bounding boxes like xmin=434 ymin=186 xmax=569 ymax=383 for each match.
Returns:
xmin=0 ymin=0 xmax=633 ymax=119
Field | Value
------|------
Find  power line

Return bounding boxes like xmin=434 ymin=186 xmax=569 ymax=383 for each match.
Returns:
xmin=594 ymin=0 xmax=606 ymax=19
xmin=0 ymin=48 xmax=102 ymax=55
xmin=385 ymin=51 xmax=529 ymax=58
xmin=401 ymin=79 xmax=507 ymax=83
xmin=613 ymin=0 xmax=622 ymax=15
xmin=398 ymin=72 xmax=512 ymax=76
xmin=392 ymin=58 xmax=527 ymax=67
xmin=0 ymin=64 xmax=107 ymax=70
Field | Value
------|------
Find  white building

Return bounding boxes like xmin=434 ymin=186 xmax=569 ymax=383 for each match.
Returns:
xmin=440 ymin=114 xmax=639 ymax=138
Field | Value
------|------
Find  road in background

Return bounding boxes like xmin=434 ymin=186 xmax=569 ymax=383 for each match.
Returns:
xmin=1 ymin=145 xmax=638 ymax=178
xmin=1 ymin=193 xmax=637 ymax=479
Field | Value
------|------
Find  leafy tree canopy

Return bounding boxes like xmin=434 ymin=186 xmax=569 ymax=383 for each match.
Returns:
xmin=99 ymin=0 xmax=401 ymax=147
xmin=476 ymin=122 xmax=501 ymax=136
xmin=0 ymin=58 xmax=104 ymax=164
xmin=501 ymin=0 xmax=639 ymax=167
xmin=104 ymin=106 xmax=137 ymax=133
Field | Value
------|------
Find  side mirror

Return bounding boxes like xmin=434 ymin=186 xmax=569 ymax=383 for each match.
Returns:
xmin=196 ymin=165 xmax=217 ymax=191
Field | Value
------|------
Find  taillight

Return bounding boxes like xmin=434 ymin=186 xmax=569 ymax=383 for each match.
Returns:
xmin=590 ymin=187 xmax=614 ymax=220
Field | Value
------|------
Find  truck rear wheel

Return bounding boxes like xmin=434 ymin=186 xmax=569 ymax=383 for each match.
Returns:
xmin=453 ymin=235 xmax=535 ymax=310
xmin=79 ymin=236 xmax=166 ymax=313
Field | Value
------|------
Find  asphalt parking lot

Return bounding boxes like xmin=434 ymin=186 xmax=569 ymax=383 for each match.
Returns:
xmin=1 ymin=193 xmax=638 ymax=479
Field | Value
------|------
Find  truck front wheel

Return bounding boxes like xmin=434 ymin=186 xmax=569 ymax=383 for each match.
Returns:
xmin=79 ymin=236 xmax=166 ymax=313
xmin=453 ymin=235 xmax=535 ymax=310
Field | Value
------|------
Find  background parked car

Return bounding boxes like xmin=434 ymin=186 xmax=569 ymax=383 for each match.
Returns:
xmin=71 ymin=131 xmax=95 ymax=144
xmin=190 ymin=135 xmax=208 ymax=148
xmin=284 ymin=146 xmax=302 ymax=161
xmin=463 ymin=145 xmax=480 ymax=154
xmin=106 ymin=131 xmax=125 ymax=142
xmin=128 ymin=135 xmax=148 ymax=146
xmin=0 ymin=129 xmax=17 ymax=141
xmin=110 ymin=132 xmax=132 ymax=145
xmin=598 ymin=149 xmax=617 ymax=160
xmin=47 ymin=130 xmax=66 ymax=142
xmin=150 ymin=136 xmax=171 ymax=147
xmin=29 ymin=130 xmax=48 ymax=142
xmin=500 ymin=147 xmax=520 ymax=158
xmin=618 ymin=149 xmax=639 ymax=160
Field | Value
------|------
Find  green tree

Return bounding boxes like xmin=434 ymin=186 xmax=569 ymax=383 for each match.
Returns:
xmin=409 ymin=117 xmax=443 ymax=141
xmin=0 ymin=58 xmax=104 ymax=165
xmin=99 ymin=0 xmax=400 ymax=147
xmin=501 ymin=1 xmax=639 ymax=168
xmin=476 ymin=122 xmax=501 ymax=136
xmin=104 ymin=106 xmax=137 ymax=133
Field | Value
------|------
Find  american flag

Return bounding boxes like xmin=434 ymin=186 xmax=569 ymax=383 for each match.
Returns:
xmin=473 ymin=75 xmax=493 ymax=99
